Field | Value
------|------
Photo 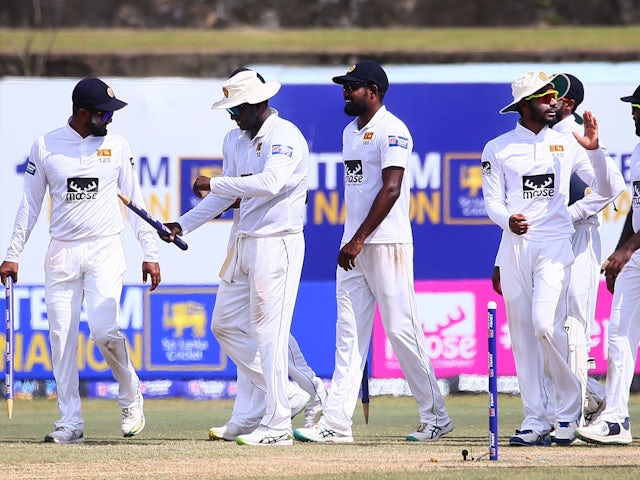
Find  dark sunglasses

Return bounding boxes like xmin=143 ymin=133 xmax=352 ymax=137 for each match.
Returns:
xmin=226 ymin=103 xmax=248 ymax=117
xmin=88 ymin=109 xmax=113 ymax=123
xmin=342 ymin=82 xmax=370 ymax=93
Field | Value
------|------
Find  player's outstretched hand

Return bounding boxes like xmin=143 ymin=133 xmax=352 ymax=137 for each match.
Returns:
xmin=572 ymin=110 xmax=599 ymax=150
xmin=160 ymin=222 xmax=183 ymax=243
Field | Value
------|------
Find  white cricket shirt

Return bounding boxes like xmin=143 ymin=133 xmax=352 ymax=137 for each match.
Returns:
xmin=341 ymin=105 xmax=413 ymax=244
xmin=481 ymin=122 xmax=624 ymax=241
xmin=178 ymin=110 xmax=309 ymax=237
xmin=5 ymin=123 xmax=159 ymax=262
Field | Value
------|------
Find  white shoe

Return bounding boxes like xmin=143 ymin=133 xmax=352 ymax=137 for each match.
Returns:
xmin=294 ymin=424 xmax=354 ymax=443
xmin=304 ymin=379 xmax=327 ymax=428
xmin=236 ymin=426 xmax=293 ymax=446
xmin=406 ymin=422 xmax=453 ymax=442
xmin=208 ymin=423 xmax=254 ymax=441
xmin=554 ymin=420 xmax=579 ymax=445
xmin=44 ymin=426 xmax=85 ymax=444
xmin=121 ymin=394 xmax=145 ymax=437
xmin=509 ymin=429 xmax=551 ymax=446
xmin=575 ymin=418 xmax=632 ymax=445
xmin=290 ymin=388 xmax=310 ymax=419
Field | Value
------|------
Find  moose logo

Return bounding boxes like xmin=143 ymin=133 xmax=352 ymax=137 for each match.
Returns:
xmin=66 ymin=177 xmax=99 ymax=202
xmin=344 ymin=159 xmax=363 ymax=185
xmin=522 ymin=173 xmax=555 ymax=199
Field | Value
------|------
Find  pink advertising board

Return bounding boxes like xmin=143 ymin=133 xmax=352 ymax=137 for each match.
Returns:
xmin=371 ymin=279 xmax=629 ymax=379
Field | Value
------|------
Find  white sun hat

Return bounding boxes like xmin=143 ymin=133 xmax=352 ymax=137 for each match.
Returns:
xmin=211 ymin=70 xmax=281 ymax=109
xmin=500 ymin=70 xmax=569 ymax=114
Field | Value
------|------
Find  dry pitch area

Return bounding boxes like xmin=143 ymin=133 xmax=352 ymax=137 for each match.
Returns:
xmin=0 ymin=394 xmax=639 ymax=479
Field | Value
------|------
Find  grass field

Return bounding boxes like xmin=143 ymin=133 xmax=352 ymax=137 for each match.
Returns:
xmin=1 ymin=394 xmax=639 ymax=479
xmin=1 ymin=27 xmax=640 ymax=54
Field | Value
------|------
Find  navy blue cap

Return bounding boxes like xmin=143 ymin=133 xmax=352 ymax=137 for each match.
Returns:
xmin=72 ymin=77 xmax=127 ymax=111
xmin=621 ymin=85 xmax=640 ymax=104
xmin=562 ymin=73 xmax=584 ymax=107
xmin=332 ymin=60 xmax=389 ymax=94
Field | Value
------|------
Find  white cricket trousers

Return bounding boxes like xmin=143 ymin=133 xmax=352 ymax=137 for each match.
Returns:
xmin=228 ymin=335 xmax=323 ymax=429
xmin=211 ymin=232 xmax=304 ymax=434
xmin=599 ymin=250 xmax=640 ymax=423
xmin=569 ymin=220 xmax=602 ymax=346
xmin=45 ymin=235 xmax=140 ymax=430
xmin=322 ymin=243 xmax=449 ymax=435
xmin=500 ymin=235 xmax=582 ymax=433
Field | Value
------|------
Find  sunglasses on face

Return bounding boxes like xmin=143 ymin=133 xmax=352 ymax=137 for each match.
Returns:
xmin=342 ymin=82 xmax=370 ymax=93
xmin=524 ymin=89 xmax=559 ymax=104
xmin=632 ymin=103 xmax=640 ymax=109
xmin=88 ymin=109 xmax=113 ymax=123
xmin=226 ymin=104 xmax=248 ymax=117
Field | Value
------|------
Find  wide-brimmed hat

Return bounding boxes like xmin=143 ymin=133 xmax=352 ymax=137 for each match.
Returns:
xmin=72 ymin=77 xmax=127 ymax=111
xmin=211 ymin=70 xmax=281 ymax=109
xmin=500 ymin=70 xmax=569 ymax=114
xmin=620 ymin=85 xmax=640 ymax=104
xmin=332 ymin=60 xmax=389 ymax=94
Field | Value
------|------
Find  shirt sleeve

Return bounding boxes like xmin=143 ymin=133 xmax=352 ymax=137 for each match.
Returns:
xmin=209 ymin=132 xmax=303 ymax=198
xmin=118 ymin=140 xmax=160 ymax=263
xmin=4 ymin=140 xmax=48 ymax=262
xmin=573 ymin=145 xmax=626 ymax=201
xmin=481 ymin=143 xmax=511 ymax=231
xmin=177 ymin=193 xmax=236 ymax=234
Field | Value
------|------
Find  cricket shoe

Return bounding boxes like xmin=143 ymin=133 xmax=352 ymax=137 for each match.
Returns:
xmin=554 ymin=420 xmax=579 ymax=445
xmin=575 ymin=418 xmax=632 ymax=445
xmin=236 ymin=426 xmax=293 ymax=446
xmin=294 ymin=424 xmax=354 ymax=443
xmin=509 ymin=429 xmax=551 ymax=446
xmin=209 ymin=423 xmax=255 ymax=441
xmin=406 ymin=422 xmax=454 ymax=442
xmin=121 ymin=394 xmax=145 ymax=437
xmin=304 ymin=380 xmax=327 ymax=428
xmin=44 ymin=426 xmax=85 ymax=444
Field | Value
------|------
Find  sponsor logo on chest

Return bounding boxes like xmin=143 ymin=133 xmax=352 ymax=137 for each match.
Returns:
xmin=66 ymin=177 xmax=99 ymax=202
xmin=633 ymin=180 xmax=640 ymax=208
xmin=344 ymin=159 xmax=363 ymax=185
xmin=522 ymin=173 xmax=555 ymax=199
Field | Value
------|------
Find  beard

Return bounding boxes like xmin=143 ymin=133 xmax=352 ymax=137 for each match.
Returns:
xmin=344 ymin=100 xmax=368 ymax=117
xmin=88 ymin=119 xmax=108 ymax=137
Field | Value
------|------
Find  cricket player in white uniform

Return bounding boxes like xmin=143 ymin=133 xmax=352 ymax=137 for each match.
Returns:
xmin=0 ymin=78 xmax=161 ymax=443
xmin=482 ymin=70 xmax=625 ymax=446
xmin=207 ymin=207 xmax=326 ymax=441
xmin=163 ymin=69 xmax=309 ymax=446
xmin=294 ymin=60 xmax=452 ymax=444
xmin=576 ymin=85 xmax=640 ymax=445
xmin=492 ymin=74 xmax=616 ymax=428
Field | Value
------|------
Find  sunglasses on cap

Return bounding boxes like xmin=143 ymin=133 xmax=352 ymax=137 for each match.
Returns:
xmin=524 ymin=89 xmax=559 ymax=104
xmin=342 ymin=82 xmax=370 ymax=93
xmin=226 ymin=103 xmax=248 ymax=117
